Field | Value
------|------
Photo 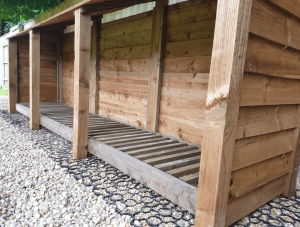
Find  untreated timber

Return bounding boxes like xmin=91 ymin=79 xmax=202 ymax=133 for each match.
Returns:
xmin=57 ymin=30 xmax=64 ymax=103
xmin=8 ymin=39 xmax=18 ymax=113
xmin=146 ymin=0 xmax=168 ymax=132
xmin=72 ymin=9 xmax=91 ymax=160
xmin=29 ymin=30 xmax=41 ymax=130
xmin=195 ymin=0 xmax=253 ymax=226
xmin=90 ymin=18 xmax=101 ymax=114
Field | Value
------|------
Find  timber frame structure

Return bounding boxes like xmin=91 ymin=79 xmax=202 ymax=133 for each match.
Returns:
xmin=7 ymin=0 xmax=300 ymax=226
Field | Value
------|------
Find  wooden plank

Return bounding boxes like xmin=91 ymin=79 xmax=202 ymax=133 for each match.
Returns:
xmin=180 ymin=172 xmax=199 ymax=185
xmin=225 ymin=174 xmax=287 ymax=226
xmin=57 ymin=30 xmax=64 ymax=103
xmin=268 ymin=0 xmax=300 ymax=20
xmin=167 ymin=163 xmax=200 ymax=178
xmin=112 ymin=137 xmax=168 ymax=149
xmin=146 ymin=0 xmax=168 ymax=132
xmin=230 ymin=153 xmax=292 ymax=200
xmin=250 ymin=0 xmax=300 ymax=51
xmin=72 ymin=9 xmax=91 ymax=160
xmin=90 ymin=18 xmax=101 ymax=114
xmin=29 ymin=30 xmax=40 ymax=130
xmin=236 ymin=105 xmax=297 ymax=140
xmin=240 ymin=73 xmax=300 ymax=106
xmin=233 ymin=129 xmax=295 ymax=171
xmin=8 ymin=40 xmax=18 ymax=113
xmin=100 ymin=45 xmax=151 ymax=60
xmin=156 ymin=155 xmax=201 ymax=172
xmin=195 ymin=0 xmax=253 ymax=226
xmin=244 ymin=35 xmax=300 ymax=80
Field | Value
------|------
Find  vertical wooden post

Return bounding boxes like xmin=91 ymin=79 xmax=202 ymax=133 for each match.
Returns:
xmin=29 ymin=30 xmax=41 ymax=130
xmin=8 ymin=39 xmax=17 ymax=113
xmin=73 ymin=8 xmax=92 ymax=160
xmin=146 ymin=0 xmax=168 ymax=132
xmin=57 ymin=29 xmax=64 ymax=103
xmin=195 ymin=1 xmax=253 ymax=227
xmin=283 ymin=105 xmax=300 ymax=197
xmin=90 ymin=18 xmax=101 ymax=114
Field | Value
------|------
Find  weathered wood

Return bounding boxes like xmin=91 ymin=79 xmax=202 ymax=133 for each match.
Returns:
xmin=167 ymin=163 xmax=200 ymax=178
xmin=8 ymin=40 xmax=18 ymax=113
xmin=225 ymin=175 xmax=287 ymax=226
xmin=29 ymin=30 xmax=41 ymax=130
xmin=240 ymin=73 xmax=300 ymax=106
xmin=268 ymin=0 xmax=300 ymax=19
xmin=233 ymin=129 xmax=295 ymax=171
xmin=236 ymin=105 xmax=297 ymax=140
xmin=57 ymin=30 xmax=64 ymax=103
xmin=72 ymin=9 xmax=91 ymax=160
xmin=195 ymin=0 xmax=253 ymax=226
xmin=230 ymin=153 xmax=292 ymax=200
xmin=90 ymin=18 xmax=101 ymax=114
xmin=146 ymin=0 xmax=168 ymax=132
xmin=250 ymin=0 xmax=300 ymax=51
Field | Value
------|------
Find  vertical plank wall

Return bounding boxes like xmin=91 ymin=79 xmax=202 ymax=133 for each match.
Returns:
xmin=158 ymin=0 xmax=216 ymax=145
xmin=62 ymin=0 xmax=217 ymax=145
xmin=18 ymin=34 xmax=58 ymax=103
xmin=226 ymin=0 xmax=300 ymax=225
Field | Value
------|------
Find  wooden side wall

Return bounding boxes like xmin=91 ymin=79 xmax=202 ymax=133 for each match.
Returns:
xmin=226 ymin=0 xmax=300 ymax=225
xmin=62 ymin=0 xmax=216 ymax=144
xmin=158 ymin=0 xmax=216 ymax=145
xmin=18 ymin=34 xmax=57 ymax=103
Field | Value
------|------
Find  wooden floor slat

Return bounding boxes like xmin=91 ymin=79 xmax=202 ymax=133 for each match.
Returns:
xmin=19 ymin=103 xmax=202 ymax=187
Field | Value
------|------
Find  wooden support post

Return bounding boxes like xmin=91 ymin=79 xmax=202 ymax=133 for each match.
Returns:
xmin=146 ymin=0 xmax=168 ymax=132
xmin=57 ymin=30 xmax=64 ymax=103
xmin=8 ymin=39 xmax=18 ymax=113
xmin=29 ymin=30 xmax=41 ymax=130
xmin=73 ymin=8 xmax=91 ymax=160
xmin=283 ymin=105 xmax=300 ymax=197
xmin=195 ymin=1 xmax=253 ymax=227
xmin=90 ymin=18 xmax=101 ymax=114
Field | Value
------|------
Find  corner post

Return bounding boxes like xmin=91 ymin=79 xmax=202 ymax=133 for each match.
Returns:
xmin=195 ymin=1 xmax=253 ymax=226
xmin=90 ymin=17 xmax=101 ymax=114
xmin=73 ymin=8 xmax=92 ymax=160
xmin=29 ymin=30 xmax=41 ymax=129
xmin=146 ymin=0 xmax=168 ymax=132
xmin=8 ymin=39 xmax=18 ymax=113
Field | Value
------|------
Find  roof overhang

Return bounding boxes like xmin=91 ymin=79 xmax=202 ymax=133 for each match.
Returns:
xmin=8 ymin=0 xmax=154 ymax=39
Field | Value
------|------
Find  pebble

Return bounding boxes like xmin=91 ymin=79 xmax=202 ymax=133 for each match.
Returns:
xmin=0 ymin=97 xmax=133 ymax=227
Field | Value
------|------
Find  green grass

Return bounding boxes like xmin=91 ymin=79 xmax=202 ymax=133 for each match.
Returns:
xmin=0 ymin=88 xmax=8 ymax=96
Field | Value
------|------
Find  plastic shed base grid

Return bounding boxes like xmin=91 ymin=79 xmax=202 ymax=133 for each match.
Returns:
xmin=2 ymin=108 xmax=300 ymax=226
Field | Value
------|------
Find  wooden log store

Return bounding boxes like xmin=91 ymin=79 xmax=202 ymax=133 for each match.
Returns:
xmin=7 ymin=0 xmax=300 ymax=226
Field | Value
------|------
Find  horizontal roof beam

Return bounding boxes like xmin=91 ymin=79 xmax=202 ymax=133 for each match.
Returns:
xmin=81 ymin=0 xmax=154 ymax=14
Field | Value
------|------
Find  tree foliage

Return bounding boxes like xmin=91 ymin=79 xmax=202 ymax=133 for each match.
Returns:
xmin=0 ymin=0 xmax=63 ymax=36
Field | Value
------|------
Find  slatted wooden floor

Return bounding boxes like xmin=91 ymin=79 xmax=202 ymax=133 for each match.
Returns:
xmin=20 ymin=103 xmax=201 ymax=186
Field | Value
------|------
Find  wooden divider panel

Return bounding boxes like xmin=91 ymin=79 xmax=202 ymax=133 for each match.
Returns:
xmin=18 ymin=34 xmax=57 ymax=103
xmin=158 ymin=0 xmax=217 ymax=146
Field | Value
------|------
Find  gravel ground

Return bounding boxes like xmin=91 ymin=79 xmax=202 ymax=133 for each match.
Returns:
xmin=1 ymin=95 xmax=300 ymax=227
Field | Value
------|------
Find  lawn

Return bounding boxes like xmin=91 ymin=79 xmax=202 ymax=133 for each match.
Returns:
xmin=0 ymin=88 xmax=8 ymax=96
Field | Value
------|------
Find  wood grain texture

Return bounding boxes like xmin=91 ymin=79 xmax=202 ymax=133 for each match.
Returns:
xmin=90 ymin=18 xmax=101 ymax=114
xmin=268 ymin=0 xmax=300 ymax=19
xmin=8 ymin=40 xmax=17 ymax=113
xmin=29 ymin=31 xmax=41 ymax=129
xmin=233 ymin=129 xmax=295 ymax=171
xmin=146 ymin=0 xmax=168 ymax=132
xmin=250 ymin=0 xmax=300 ymax=51
xmin=244 ymin=35 xmax=300 ymax=80
xmin=72 ymin=9 xmax=91 ymax=160
xmin=240 ymin=73 xmax=300 ymax=106
xmin=195 ymin=0 xmax=253 ymax=226
xmin=236 ymin=105 xmax=298 ymax=140
xmin=225 ymin=175 xmax=287 ymax=226
xmin=57 ymin=30 xmax=64 ymax=103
